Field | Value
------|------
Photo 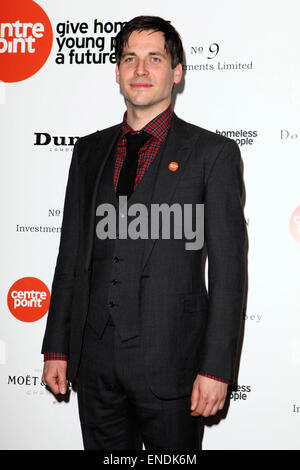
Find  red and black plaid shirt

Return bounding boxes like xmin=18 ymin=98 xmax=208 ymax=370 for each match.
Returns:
xmin=113 ymin=105 xmax=173 ymax=192
xmin=44 ymin=106 xmax=228 ymax=384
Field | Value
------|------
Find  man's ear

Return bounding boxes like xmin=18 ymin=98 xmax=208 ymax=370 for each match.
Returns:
xmin=173 ymin=63 xmax=183 ymax=85
xmin=115 ymin=64 xmax=120 ymax=84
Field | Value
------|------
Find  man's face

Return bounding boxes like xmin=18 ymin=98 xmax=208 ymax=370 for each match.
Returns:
xmin=115 ymin=30 xmax=182 ymax=111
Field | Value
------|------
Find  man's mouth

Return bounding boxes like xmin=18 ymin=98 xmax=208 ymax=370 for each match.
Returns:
xmin=130 ymin=83 xmax=153 ymax=88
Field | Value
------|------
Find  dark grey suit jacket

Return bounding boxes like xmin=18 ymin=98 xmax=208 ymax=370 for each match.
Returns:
xmin=42 ymin=113 xmax=247 ymax=399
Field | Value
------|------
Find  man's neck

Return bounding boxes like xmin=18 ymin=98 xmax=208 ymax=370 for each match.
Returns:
xmin=125 ymin=101 xmax=171 ymax=131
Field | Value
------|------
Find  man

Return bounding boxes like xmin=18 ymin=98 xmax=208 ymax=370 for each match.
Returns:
xmin=42 ymin=16 xmax=246 ymax=450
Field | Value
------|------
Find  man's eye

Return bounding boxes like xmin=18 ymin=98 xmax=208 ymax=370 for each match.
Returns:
xmin=124 ymin=57 xmax=134 ymax=62
xmin=151 ymin=57 xmax=160 ymax=62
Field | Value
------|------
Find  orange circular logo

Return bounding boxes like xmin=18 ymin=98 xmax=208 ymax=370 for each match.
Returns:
xmin=7 ymin=277 xmax=50 ymax=322
xmin=0 ymin=0 xmax=53 ymax=83
xmin=168 ymin=161 xmax=179 ymax=171
xmin=289 ymin=206 xmax=300 ymax=244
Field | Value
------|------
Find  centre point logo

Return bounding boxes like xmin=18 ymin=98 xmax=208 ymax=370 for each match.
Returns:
xmin=7 ymin=277 xmax=50 ymax=322
xmin=0 ymin=0 xmax=53 ymax=83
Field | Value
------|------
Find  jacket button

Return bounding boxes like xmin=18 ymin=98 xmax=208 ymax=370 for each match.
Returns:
xmin=111 ymin=279 xmax=119 ymax=285
xmin=113 ymin=256 xmax=123 ymax=262
xmin=108 ymin=301 xmax=118 ymax=308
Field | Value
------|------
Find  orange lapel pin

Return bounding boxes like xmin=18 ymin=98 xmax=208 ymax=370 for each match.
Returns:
xmin=168 ymin=161 xmax=179 ymax=171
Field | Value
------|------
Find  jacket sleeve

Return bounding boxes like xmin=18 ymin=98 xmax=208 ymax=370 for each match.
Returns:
xmin=200 ymin=139 xmax=247 ymax=382
xmin=41 ymin=140 xmax=80 ymax=356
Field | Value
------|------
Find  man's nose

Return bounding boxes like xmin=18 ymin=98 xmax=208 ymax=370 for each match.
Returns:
xmin=135 ymin=59 xmax=149 ymax=76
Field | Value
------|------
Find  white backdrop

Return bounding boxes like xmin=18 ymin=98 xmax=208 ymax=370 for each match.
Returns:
xmin=1 ymin=0 xmax=300 ymax=450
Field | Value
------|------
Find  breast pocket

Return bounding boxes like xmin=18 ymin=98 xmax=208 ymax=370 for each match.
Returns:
xmin=177 ymin=175 xmax=202 ymax=189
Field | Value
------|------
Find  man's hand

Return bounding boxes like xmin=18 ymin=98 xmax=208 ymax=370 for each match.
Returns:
xmin=42 ymin=360 xmax=68 ymax=395
xmin=190 ymin=374 xmax=228 ymax=417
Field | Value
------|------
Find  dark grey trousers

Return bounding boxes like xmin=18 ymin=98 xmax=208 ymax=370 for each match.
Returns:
xmin=77 ymin=319 xmax=202 ymax=450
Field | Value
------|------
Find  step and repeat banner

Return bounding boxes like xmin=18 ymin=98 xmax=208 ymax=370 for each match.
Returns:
xmin=1 ymin=0 xmax=299 ymax=450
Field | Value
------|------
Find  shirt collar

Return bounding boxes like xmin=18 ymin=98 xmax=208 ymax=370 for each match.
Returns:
xmin=121 ymin=105 xmax=174 ymax=142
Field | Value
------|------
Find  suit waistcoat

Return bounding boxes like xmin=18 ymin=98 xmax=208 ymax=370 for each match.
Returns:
xmin=86 ymin=137 xmax=167 ymax=341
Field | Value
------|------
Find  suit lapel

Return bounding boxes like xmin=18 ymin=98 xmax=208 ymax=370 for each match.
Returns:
xmin=83 ymin=125 xmax=121 ymax=270
xmin=141 ymin=114 xmax=193 ymax=270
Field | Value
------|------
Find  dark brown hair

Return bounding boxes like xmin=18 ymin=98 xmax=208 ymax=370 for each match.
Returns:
xmin=114 ymin=16 xmax=184 ymax=69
